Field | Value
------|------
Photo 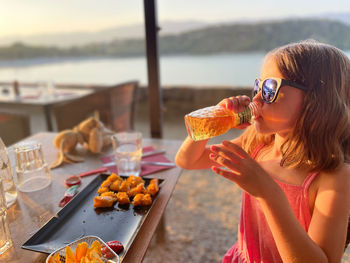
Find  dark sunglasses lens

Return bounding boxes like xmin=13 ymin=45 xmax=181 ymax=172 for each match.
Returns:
xmin=262 ymin=79 xmax=278 ymax=102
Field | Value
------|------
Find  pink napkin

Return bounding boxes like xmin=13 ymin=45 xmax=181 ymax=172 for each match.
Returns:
xmin=101 ymin=146 xmax=174 ymax=176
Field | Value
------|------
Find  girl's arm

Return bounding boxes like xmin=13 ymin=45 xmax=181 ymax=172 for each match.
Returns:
xmin=210 ymin=141 xmax=350 ymax=262
xmin=175 ymin=136 xmax=242 ymax=170
xmin=303 ymin=166 xmax=350 ymax=262
xmin=258 ymin=165 xmax=350 ymax=263
xmin=175 ymin=95 xmax=250 ymax=170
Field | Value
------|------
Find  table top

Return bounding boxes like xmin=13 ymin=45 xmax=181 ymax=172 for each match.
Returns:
xmin=0 ymin=85 xmax=92 ymax=107
xmin=2 ymin=132 xmax=182 ymax=263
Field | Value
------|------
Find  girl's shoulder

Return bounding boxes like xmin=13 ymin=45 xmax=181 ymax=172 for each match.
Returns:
xmin=317 ymin=163 xmax=350 ymax=192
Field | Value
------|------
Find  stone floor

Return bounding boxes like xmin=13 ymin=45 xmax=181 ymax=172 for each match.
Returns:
xmin=134 ymin=110 xmax=350 ymax=263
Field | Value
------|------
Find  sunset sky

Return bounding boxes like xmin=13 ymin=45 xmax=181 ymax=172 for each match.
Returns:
xmin=1 ymin=0 xmax=349 ymax=36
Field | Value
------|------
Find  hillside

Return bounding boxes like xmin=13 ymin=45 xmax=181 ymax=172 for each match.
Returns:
xmin=0 ymin=20 xmax=209 ymax=48
xmin=0 ymin=19 xmax=349 ymax=61
xmin=159 ymin=19 xmax=350 ymax=54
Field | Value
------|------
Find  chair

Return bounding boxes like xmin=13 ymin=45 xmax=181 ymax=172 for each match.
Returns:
xmin=52 ymin=81 xmax=139 ymax=132
xmin=0 ymin=113 xmax=30 ymax=145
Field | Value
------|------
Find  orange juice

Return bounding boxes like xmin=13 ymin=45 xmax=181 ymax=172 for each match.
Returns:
xmin=184 ymin=105 xmax=254 ymax=141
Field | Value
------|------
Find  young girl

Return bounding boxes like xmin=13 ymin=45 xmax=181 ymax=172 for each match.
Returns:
xmin=175 ymin=40 xmax=350 ymax=262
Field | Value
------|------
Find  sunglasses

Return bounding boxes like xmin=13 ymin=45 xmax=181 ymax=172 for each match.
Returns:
xmin=253 ymin=77 xmax=307 ymax=104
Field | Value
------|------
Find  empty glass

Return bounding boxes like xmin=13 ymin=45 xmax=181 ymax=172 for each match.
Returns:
xmin=14 ymin=141 xmax=51 ymax=192
xmin=111 ymin=132 xmax=142 ymax=177
xmin=0 ymin=181 xmax=12 ymax=255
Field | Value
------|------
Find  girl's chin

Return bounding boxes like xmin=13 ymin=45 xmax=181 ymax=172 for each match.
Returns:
xmin=254 ymin=122 xmax=292 ymax=136
xmin=253 ymin=122 xmax=274 ymax=135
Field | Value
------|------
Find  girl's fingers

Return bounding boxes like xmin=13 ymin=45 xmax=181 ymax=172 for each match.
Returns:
xmin=225 ymin=98 xmax=233 ymax=110
xmin=210 ymin=145 xmax=242 ymax=162
xmin=217 ymin=99 xmax=228 ymax=108
xmin=236 ymin=95 xmax=251 ymax=112
xmin=211 ymin=166 xmax=240 ymax=182
xmin=237 ymin=95 xmax=251 ymax=106
xmin=218 ymin=96 xmax=251 ymax=113
xmin=231 ymin=98 xmax=239 ymax=113
xmin=217 ymin=98 xmax=233 ymax=111
xmin=209 ymin=153 xmax=240 ymax=170
xmin=222 ymin=141 xmax=251 ymax=159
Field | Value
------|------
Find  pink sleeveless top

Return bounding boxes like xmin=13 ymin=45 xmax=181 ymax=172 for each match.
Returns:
xmin=222 ymin=144 xmax=318 ymax=263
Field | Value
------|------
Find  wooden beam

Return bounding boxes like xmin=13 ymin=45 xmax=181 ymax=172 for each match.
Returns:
xmin=143 ymin=0 xmax=163 ymax=138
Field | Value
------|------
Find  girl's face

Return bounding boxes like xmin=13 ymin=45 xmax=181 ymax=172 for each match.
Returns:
xmin=252 ymin=56 xmax=305 ymax=137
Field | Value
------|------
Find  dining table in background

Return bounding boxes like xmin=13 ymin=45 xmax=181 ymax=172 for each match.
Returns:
xmin=1 ymin=132 xmax=182 ymax=263
xmin=0 ymin=84 xmax=93 ymax=133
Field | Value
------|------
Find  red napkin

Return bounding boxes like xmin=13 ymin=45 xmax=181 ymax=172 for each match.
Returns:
xmin=100 ymin=146 xmax=174 ymax=176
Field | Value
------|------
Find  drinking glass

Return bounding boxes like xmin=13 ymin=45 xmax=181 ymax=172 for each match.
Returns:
xmin=0 ymin=181 xmax=12 ymax=255
xmin=0 ymin=138 xmax=17 ymax=208
xmin=111 ymin=132 xmax=142 ymax=177
xmin=46 ymin=80 xmax=57 ymax=97
xmin=37 ymin=81 xmax=56 ymax=99
xmin=14 ymin=141 xmax=51 ymax=192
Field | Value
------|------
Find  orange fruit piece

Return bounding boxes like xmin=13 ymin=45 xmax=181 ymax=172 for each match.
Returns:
xmin=75 ymin=241 xmax=88 ymax=263
xmin=87 ymin=240 xmax=102 ymax=258
xmin=48 ymin=253 xmax=61 ymax=263
xmin=88 ymin=250 xmax=104 ymax=262
xmin=65 ymin=246 xmax=76 ymax=263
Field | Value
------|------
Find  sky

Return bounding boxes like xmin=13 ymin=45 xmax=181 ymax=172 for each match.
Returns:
xmin=1 ymin=0 xmax=350 ymax=37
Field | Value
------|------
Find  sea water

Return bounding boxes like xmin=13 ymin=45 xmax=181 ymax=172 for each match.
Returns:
xmin=0 ymin=52 xmax=349 ymax=87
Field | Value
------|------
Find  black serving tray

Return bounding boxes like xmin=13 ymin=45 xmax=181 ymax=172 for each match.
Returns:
xmin=22 ymin=174 xmax=163 ymax=259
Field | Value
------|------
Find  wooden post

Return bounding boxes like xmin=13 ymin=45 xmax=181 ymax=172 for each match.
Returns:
xmin=143 ymin=0 xmax=163 ymax=138
xmin=13 ymin=80 xmax=20 ymax=98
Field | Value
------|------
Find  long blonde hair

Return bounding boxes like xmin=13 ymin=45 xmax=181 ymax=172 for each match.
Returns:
xmin=241 ymin=40 xmax=350 ymax=172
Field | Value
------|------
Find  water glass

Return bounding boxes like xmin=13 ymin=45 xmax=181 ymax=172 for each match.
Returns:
xmin=14 ymin=141 xmax=51 ymax=192
xmin=111 ymin=132 xmax=142 ymax=177
xmin=37 ymin=81 xmax=56 ymax=99
xmin=0 ymin=138 xmax=17 ymax=208
xmin=0 ymin=181 xmax=12 ymax=255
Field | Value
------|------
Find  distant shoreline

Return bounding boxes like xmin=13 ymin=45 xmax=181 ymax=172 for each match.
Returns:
xmin=0 ymin=49 xmax=348 ymax=69
xmin=0 ymin=56 xmax=115 ymax=68
xmin=0 ymin=51 xmax=348 ymax=87
xmin=0 ymin=51 xmax=268 ymax=68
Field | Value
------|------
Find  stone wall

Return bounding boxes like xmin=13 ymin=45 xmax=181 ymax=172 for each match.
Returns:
xmin=133 ymin=85 xmax=252 ymax=138
xmin=135 ymin=85 xmax=252 ymax=119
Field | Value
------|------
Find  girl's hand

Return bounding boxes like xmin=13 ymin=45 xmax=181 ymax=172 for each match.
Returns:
xmin=217 ymin=95 xmax=251 ymax=113
xmin=217 ymin=95 xmax=251 ymax=129
xmin=209 ymin=140 xmax=275 ymax=198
